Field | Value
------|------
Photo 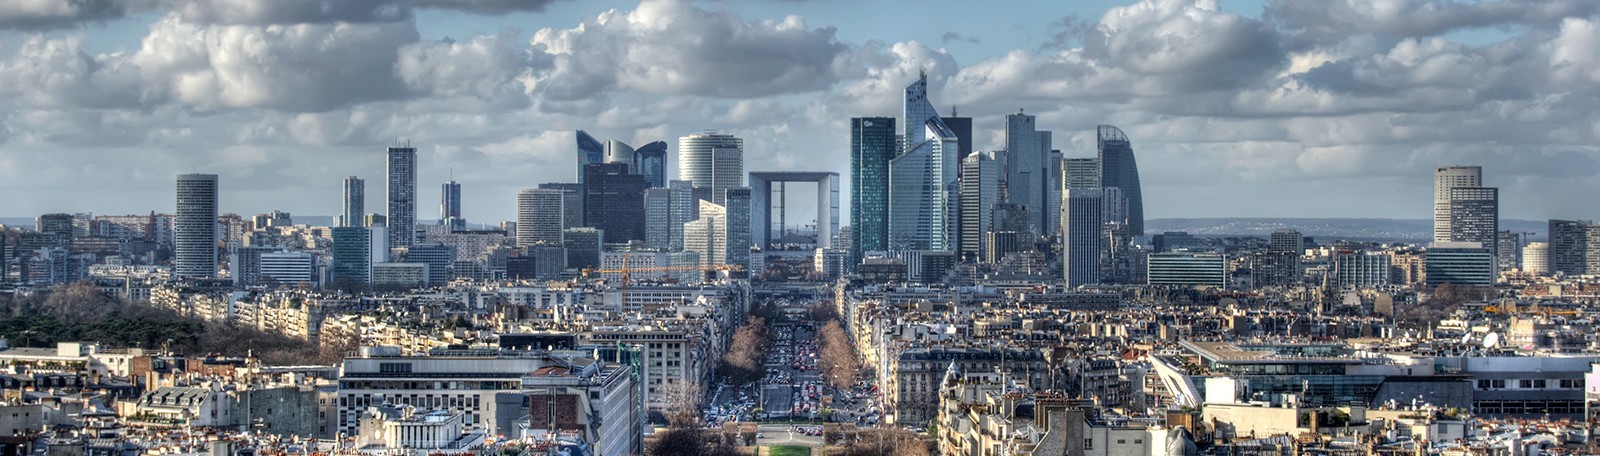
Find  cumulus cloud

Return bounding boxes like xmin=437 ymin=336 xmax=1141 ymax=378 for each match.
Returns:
xmin=0 ymin=0 xmax=152 ymax=30
xmin=1267 ymin=0 xmax=1600 ymax=44
xmin=528 ymin=0 xmax=850 ymax=99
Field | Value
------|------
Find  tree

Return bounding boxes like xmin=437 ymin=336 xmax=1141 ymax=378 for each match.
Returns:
xmin=648 ymin=409 xmax=743 ymax=456
xmin=817 ymin=320 xmax=861 ymax=390
xmin=717 ymin=316 xmax=770 ymax=386
xmin=834 ymin=428 xmax=932 ymax=456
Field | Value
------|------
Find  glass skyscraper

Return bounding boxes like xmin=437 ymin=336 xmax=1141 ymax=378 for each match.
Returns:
xmin=850 ymin=117 xmax=896 ymax=265
xmin=576 ymin=130 xmax=604 ymax=184
xmin=341 ymin=176 xmax=363 ymax=228
xmin=635 ymin=141 xmax=669 ymax=188
xmin=440 ymin=180 xmax=463 ymax=231
xmin=889 ymin=73 xmax=959 ymax=252
xmin=330 ymin=226 xmax=371 ymax=285
xmin=1097 ymin=125 xmax=1145 ymax=236
xmin=583 ymin=163 xmax=648 ymax=242
xmin=175 ymin=173 xmax=218 ymax=279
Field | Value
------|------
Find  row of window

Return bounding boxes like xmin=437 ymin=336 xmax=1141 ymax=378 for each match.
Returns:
xmin=1475 ymin=379 xmax=1581 ymax=389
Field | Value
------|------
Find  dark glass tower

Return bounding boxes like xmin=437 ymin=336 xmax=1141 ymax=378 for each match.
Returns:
xmin=386 ymin=144 xmax=417 ymax=248
xmin=583 ymin=163 xmax=648 ymax=242
xmin=635 ymin=141 xmax=669 ymax=188
xmin=850 ymin=117 xmax=896 ymax=266
xmin=1097 ymin=125 xmax=1145 ymax=236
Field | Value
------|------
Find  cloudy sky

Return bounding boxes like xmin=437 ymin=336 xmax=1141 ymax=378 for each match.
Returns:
xmin=1 ymin=0 xmax=1597 ymax=224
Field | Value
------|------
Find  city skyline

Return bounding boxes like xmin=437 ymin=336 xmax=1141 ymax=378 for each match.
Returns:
xmin=2 ymin=0 xmax=1599 ymax=224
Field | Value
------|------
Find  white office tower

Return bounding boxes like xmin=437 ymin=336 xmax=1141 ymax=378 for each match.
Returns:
xmin=889 ymin=73 xmax=960 ymax=252
xmin=1062 ymin=188 xmax=1103 ymax=288
xmin=369 ymin=224 xmax=390 ymax=264
xmin=603 ymin=139 xmax=636 ymax=171
xmin=1433 ymin=166 xmax=1481 ymax=243
xmin=515 ymin=189 xmax=565 ymax=248
xmin=1522 ymin=242 xmax=1549 ymax=275
xmin=175 ymin=173 xmax=218 ymax=279
xmin=684 ymin=200 xmax=727 ymax=267
xmin=958 ymin=151 xmax=1002 ymax=261
xmin=677 ymin=132 xmax=744 ymax=204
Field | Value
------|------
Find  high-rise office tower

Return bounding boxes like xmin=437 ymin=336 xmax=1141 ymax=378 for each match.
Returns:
xmin=576 ymin=130 xmax=604 ymax=184
xmin=723 ymin=187 xmax=753 ymax=269
xmin=1523 ymin=242 xmax=1549 ymax=275
xmin=635 ymin=141 xmax=669 ymax=188
xmin=387 ymin=143 xmax=417 ymax=248
xmin=958 ymin=151 xmax=1002 ymax=262
xmin=1097 ymin=125 xmax=1145 ymax=236
xmin=1003 ymin=110 xmax=1053 ymax=236
xmin=1496 ymin=230 xmax=1521 ymax=271
xmin=678 ymin=132 xmax=744 ymax=204
xmin=175 ymin=173 xmax=219 ymax=279
xmin=1548 ymin=219 xmax=1590 ymax=275
xmin=440 ymin=180 xmax=463 ymax=231
xmin=1447 ymin=186 xmax=1498 ymax=263
xmin=341 ymin=176 xmax=364 ymax=228
xmin=890 ymin=74 xmax=959 ymax=252
xmin=1063 ymin=158 xmax=1100 ymax=189
xmin=1433 ymin=166 xmax=1482 ymax=243
xmin=604 ymin=139 xmax=635 ymax=171
xmin=684 ymin=202 xmax=725 ymax=268
xmin=942 ymin=113 xmax=973 ymax=166
xmin=583 ymin=163 xmax=648 ymax=242
xmin=889 ymin=121 xmax=959 ymax=252
xmin=36 ymin=213 xmax=74 ymax=248
xmin=537 ymin=183 xmax=584 ymax=229
xmin=645 ymin=181 xmax=698 ymax=250
xmin=1062 ymin=188 xmax=1103 ymax=288
xmin=516 ymin=189 xmax=565 ymax=248
xmin=850 ymin=116 xmax=896 ymax=265
xmin=330 ymin=226 xmax=372 ymax=285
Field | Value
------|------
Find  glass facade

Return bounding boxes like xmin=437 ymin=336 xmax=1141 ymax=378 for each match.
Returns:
xmin=331 ymin=226 xmax=371 ymax=284
xmin=1097 ymin=125 xmax=1145 ymax=236
xmin=583 ymin=163 xmax=648 ymax=243
xmin=576 ymin=130 xmax=604 ymax=184
xmin=635 ymin=141 xmax=669 ymax=188
xmin=387 ymin=145 xmax=417 ymax=248
xmin=850 ymin=117 xmax=896 ymax=266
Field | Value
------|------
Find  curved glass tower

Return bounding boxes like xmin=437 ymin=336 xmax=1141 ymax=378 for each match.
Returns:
xmin=677 ymin=132 xmax=744 ymax=204
xmin=634 ymin=141 xmax=669 ymax=188
xmin=1096 ymin=125 xmax=1144 ymax=236
xmin=576 ymin=130 xmax=604 ymax=184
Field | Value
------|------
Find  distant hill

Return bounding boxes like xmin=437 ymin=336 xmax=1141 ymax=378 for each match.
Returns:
xmin=1146 ymin=218 xmax=1549 ymax=242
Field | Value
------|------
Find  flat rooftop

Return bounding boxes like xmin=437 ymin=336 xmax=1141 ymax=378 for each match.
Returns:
xmin=1181 ymin=341 xmax=1363 ymax=365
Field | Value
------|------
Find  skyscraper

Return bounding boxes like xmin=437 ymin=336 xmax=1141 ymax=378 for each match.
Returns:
xmin=341 ymin=176 xmax=364 ymax=228
xmin=576 ymin=130 xmax=604 ymax=184
xmin=958 ymin=151 xmax=1002 ymax=261
xmin=645 ymin=181 xmax=697 ymax=250
xmin=723 ymin=187 xmax=753 ymax=269
xmin=1097 ymin=125 xmax=1145 ymax=236
xmin=1269 ymin=229 xmax=1304 ymax=255
xmin=516 ymin=189 xmax=565 ymax=248
xmin=175 ymin=173 xmax=218 ymax=279
xmin=1063 ymin=158 xmax=1100 ymax=189
xmin=1003 ymin=110 xmax=1053 ymax=236
xmin=678 ymin=132 xmax=744 ymax=205
xmin=1433 ymin=166 xmax=1482 ymax=243
xmin=604 ymin=139 xmax=635 ymax=171
xmin=563 ymin=227 xmax=603 ymax=270
xmin=942 ymin=114 xmax=973 ymax=166
xmin=1548 ymin=219 xmax=1590 ymax=276
xmin=1447 ymin=186 xmax=1498 ymax=262
xmin=440 ymin=180 xmax=463 ymax=231
xmin=537 ymin=183 xmax=584 ymax=229
xmin=850 ymin=116 xmax=896 ymax=266
xmin=1062 ymin=188 xmax=1103 ymax=288
xmin=889 ymin=74 xmax=959 ymax=252
xmin=387 ymin=143 xmax=417 ymax=248
xmin=889 ymin=120 xmax=958 ymax=251
xmin=635 ymin=141 xmax=669 ymax=188
xmin=583 ymin=163 xmax=648 ymax=242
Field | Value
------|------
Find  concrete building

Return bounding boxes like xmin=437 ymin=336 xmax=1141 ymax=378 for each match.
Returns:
xmin=537 ymin=182 xmax=584 ymax=230
xmin=175 ymin=173 xmax=219 ymax=279
xmin=1433 ymin=166 xmax=1481 ymax=244
xmin=958 ymin=151 xmax=1002 ymax=262
xmin=440 ymin=180 xmax=464 ymax=231
xmin=340 ymin=176 xmax=364 ymax=228
xmin=515 ymin=189 xmax=565 ymax=248
xmin=1523 ymin=242 xmax=1549 ymax=275
xmin=387 ymin=144 xmax=417 ymax=248
xmin=1146 ymin=252 xmax=1227 ymax=288
xmin=1332 ymin=250 xmax=1391 ymax=289
xmin=748 ymin=172 xmax=839 ymax=250
xmin=1425 ymin=242 xmax=1496 ymax=287
xmin=371 ymin=262 xmax=426 ymax=287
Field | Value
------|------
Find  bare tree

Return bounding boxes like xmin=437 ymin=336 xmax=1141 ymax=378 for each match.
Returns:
xmin=817 ymin=320 xmax=861 ymax=390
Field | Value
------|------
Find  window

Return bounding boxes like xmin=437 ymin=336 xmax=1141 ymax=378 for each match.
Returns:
xmin=379 ymin=363 xmax=412 ymax=373
xmin=1117 ymin=439 xmax=1126 ymax=444
xmin=1084 ymin=439 xmax=1092 ymax=450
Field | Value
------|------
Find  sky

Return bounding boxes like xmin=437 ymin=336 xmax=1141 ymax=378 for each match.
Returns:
xmin=0 ymin=0 xmax=1597 ymax=225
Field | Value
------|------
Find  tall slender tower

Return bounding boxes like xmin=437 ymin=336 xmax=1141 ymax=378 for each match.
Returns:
xmin=889 ymin=72 xmax=959 ymax=252
xmin=958 ymin=151 xmax=1002 ymax=261
xmin=1433 ymin=166 xmax=1482 ymax=243
xmin=440 ymin=179 xmax=463 ymax=231
xmin=850 ymin=117 xmax=896 ymax=265
xmin=677 ymin=132 xmax=744 ymax=204
xmin=341 ymin=176 xmax=364 ymax=228
xmin=1097 ymin=125 xmax=1144 ymax=236
xmin=387 ymin=143 xmax=417 ymax=248
xmin=175 ymin=173 xmax=218 ymax=279
xmin=1003 ymin=110 xmax=1052 ymax=236
xmin=1062 ymin=188 xmax=1103 ymax=288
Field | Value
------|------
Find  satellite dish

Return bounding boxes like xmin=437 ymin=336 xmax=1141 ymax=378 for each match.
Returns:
xmin=1483 ymin=332 xmax=1500 ymax=349
xmin=1460 ymin=333 xmax=1472 ymax=344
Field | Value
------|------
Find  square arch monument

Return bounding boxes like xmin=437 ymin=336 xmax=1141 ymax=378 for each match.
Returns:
xmin=748 ymin=171 xmax=840 ymax=250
